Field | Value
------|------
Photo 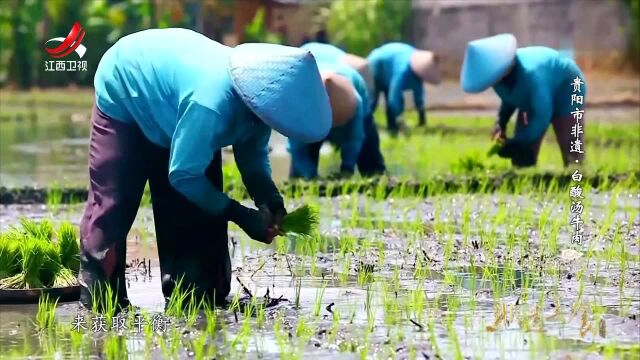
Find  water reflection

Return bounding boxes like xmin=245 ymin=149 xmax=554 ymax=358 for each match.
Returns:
xmin=0 ymin=113 xmax=293 ymax=187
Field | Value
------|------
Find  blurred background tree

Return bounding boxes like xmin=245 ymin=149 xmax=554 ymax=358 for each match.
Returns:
xmin=0 ymin=0 xmax=187 ymax=88
xmin=623 ymin=0 xmax=640 ymax=70
xmin=323 ymin=0 xmax=411 ymax=56
xmin=243 ymin=7 xmax=282 ymax=44
xmin=2 ymin=0 xmax=43 ymax=89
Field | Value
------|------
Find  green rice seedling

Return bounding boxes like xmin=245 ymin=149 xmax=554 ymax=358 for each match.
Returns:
xmin=0 ymin=235 xmax=22 ymax=278
xmin=47 ymin=183 xmax=63 ymax=210
xmin=193 ymin=331 xmax=209 ymax=360
xmin=294 ymin=277 xmax=302 ymax=309
xmin=104 ymin=333 xmax=127 ymax=360
xmin=281 ymin=204 xmax=319 ymax=236
xmin=69 ymin=324 xmax=85 ymax=356
xmin=1 ymin=239 xmax=46 ymax=289
xmin=34 ymin=294 xmax=58 ymax=331
xmin=312 ymin=283 xmax=326 ymax=317
xmin=20 ymin=218 xmax=53 ymax=241
xmin=57 ymin=222 xmax=80 ymax=272
xmin=166 ymin=276 xmax=196 ymax=319
xmin=295 ymin=317 xmax=313 ymax=339
xmin=90 ymin=283 xmax=118 ymax=324
xmin=40 ymin=240 xmax=64 ymax=287
xmin=228 ymin=291 xmax=242 ymax=314
xmin=203 ymin=301 xmax=218 ymax=335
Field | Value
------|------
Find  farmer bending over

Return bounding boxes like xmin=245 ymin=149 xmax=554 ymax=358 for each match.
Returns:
xmin=367 ymin=42 xmax=441 ymax=135
xmin=300 ymin=42 xmax=385 ymax=176
xmin=460 ymin=33 xmax=586 ymax=167
xmin=288 ymin=60 xmax=366 ymax=179
xmin=80 ymin=28 xmax=331 ymax=309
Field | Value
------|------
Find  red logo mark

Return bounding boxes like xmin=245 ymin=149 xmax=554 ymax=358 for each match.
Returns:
xmin=45 ymin=21 xmax=87 ymax=59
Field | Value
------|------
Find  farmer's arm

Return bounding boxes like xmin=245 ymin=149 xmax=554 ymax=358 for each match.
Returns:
xmin=168 ymin=101 xmax=231 ymax=216
xmin=412 ymin=79 xmax=426 ymax=122
xmin=288 ymin=139 xmax=319 ymax=179
xmin=497 ymin=102 xmax=517 ymax=129
xmin=386 ymin=75 xmax=405 ymax=123
xmin=499 ymin=81 xmax=552 ymax=157
xmin=339 ymin=98 xmax=365 ymax=174
xmin=233 ymin=126 xmax=285 ymax=213
xmin=169 ymin=101 xmax=273 ymax=242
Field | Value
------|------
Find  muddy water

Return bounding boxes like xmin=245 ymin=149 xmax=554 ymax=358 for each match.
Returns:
xmin=0 ymin=192 xmax=638 ymax=359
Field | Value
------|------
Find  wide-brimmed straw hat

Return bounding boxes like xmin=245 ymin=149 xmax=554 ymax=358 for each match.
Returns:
xmin=319 ymin=70 xmax=358 ymax=128
xmin=460 ymin=33 xmax=517 ymax=93
xmin=229 ymin=43 xmax=332 ymax=143
xmin=341 ymin=53 xmax=374 ymax=94
xmin=409 ymin=50 xmax=441 ymax=85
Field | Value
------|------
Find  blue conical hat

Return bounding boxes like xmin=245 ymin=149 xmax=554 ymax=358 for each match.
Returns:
xmin=229 ymin=43 xmax=332 ymax=143
xmin=460 ymin=34 xmax=517 ymax=93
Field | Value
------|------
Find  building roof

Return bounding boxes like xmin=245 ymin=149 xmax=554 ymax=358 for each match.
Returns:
xmin=413 ymin=0 xmax=551 ymax=9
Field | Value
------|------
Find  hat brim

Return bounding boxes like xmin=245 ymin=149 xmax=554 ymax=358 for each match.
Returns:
xmin=320 ymin=71 xmax=358 ymax=128
xmin=461 ymin=33 xmax=517 ymax=93
xmin=409 ymin=50 xmax=441 ymax=85
xmin=229 ymin=43 xmax=332 ymax=143
xmin=341 ymin=53 xmax=374 ymax=94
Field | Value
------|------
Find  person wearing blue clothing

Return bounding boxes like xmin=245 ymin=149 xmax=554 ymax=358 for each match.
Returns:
xmin=301 ymin=42 xmax=374 ymax=96
xmin=288 ymin=61 xmax=366 ymax=179
xmin=461 ymin=34 xmax=586 ymax=167
xmin=367 ymin=42 xmax=441 ymax=134
xmin=82 ymin=28 xmax=331 ymax=309
xmin=301 ymin=42 xmax=387 ymax=177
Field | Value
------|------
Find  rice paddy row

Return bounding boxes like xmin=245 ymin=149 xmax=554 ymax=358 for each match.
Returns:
xmin=1 ymin=188 xmax=637 ymax=359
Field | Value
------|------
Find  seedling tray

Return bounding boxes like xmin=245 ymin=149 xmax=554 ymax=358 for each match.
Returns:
xmin=0 ymin=285 xmax=79 ymax=304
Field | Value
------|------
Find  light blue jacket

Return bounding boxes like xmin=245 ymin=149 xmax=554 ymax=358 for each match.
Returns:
xmin=94 ymin=28 xmax=273 ymax=216
xmin=289 ymin=61 xmax=367 ymax=178
xmin=367 ymin=43 xmax=424 ymax=119
xmin=301 ymin=42 xmax=346 ymax=64
xmin=494 ymin=46 xmax=586 ymax=144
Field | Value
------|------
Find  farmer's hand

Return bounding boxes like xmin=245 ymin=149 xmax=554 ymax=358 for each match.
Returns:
xmin=418 ymin=110 xmax=426 ymax=126
xmin=265 ymin=201 xmax=286 ymax=238
xmin=491 ymin=123 xmax=506 ymax=142
xmin=224 ymin=200 xmax=275 ymax=244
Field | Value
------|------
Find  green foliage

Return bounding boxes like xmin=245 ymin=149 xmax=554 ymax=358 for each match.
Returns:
xmin=623 ymin=0 xmax=640 ymax=70
xmin=0 ymin=0 xmax=44 ymax=88
xmin=0 ymin=0 xmax=189 ymax=89
xmin=57 ymin=222 xmax=80 ymax=272
xmin=243 ymin=7 xmax=283 ymax=44
xmin=324 ymin=0 xmax=411 ymax=56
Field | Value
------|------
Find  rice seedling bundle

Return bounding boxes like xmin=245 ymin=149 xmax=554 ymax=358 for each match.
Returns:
xmin=57 ymin=222 xmax=80 ymax=272
xmin=281 ymin=205 xmax=319 ymax=236
xmin=0 ymin=236 xmax=22 ymax=278
xmin=20 ymin=218 xmax=53 ymax=241
xmin=0 ymin=220 xmax=80 ymax=289
xmin=40 ymin=241 xmax=62 ymax=287
xmin=0 ymin=239 xmax=49 ymax=289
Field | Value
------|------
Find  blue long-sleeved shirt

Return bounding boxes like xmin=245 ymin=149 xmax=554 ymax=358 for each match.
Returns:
xmin=94 ymin=28 xmax=273 ymax=216
xmin=288 ymin=61 xmax=367 ymax=179
xmin=301 ymin=42 xmax=346 ymax=64
xmin=493 ymin=46 xmax=586 ymax=144
xmin=367 ymin=43 xmax=424 ymax=121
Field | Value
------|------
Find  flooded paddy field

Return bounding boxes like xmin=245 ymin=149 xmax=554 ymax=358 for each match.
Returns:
xmin=1 ymin=190 xmax=638 ymax=359
xmin=0 ymin=91 xmax=638 ymax=359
